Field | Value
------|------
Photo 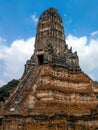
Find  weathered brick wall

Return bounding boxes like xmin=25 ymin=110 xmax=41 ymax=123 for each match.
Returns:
xmin=1 ymin=116 xmax=98 ymax=130
xmin=1 ymin=65 xmax=98 ymax=130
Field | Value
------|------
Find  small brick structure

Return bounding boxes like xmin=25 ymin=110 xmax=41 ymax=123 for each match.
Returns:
xmin=0 ymin=7 xmax=98 ymax=130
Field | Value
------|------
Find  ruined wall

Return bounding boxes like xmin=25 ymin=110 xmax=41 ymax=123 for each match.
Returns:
xmin=1 ymin=115 xmax=98 ymax=130
xmin=1 ymin=64 xmax=98 ymax=130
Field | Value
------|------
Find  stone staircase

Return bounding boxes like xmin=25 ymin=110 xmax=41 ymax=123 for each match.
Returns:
xmin=4 ymin=65 xmax=42 ymax=111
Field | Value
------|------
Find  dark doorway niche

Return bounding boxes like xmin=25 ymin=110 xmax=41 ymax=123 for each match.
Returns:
xmin=37 ymin=54 xmax=44 ymax=65
xmin=0 ymin=118 xmax=2 ymax=126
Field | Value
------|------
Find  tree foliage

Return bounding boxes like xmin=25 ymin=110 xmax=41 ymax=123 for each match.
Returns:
xmin=0 ymin=79 xmax=19 ymax=102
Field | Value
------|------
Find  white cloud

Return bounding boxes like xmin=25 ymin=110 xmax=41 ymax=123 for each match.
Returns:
xmin=66 ymin=34 xmax=98 ymax=81
xmin=31 ymin=14 xmax=38 ymax=23
xmin=91 ymin=30 xmax=98 ymax=36
xmin=0 ymin=37 xmax=35 ymax=86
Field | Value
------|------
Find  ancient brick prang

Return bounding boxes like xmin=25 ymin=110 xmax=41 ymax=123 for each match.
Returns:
xmin=25 ymin=7 xmax=80 ymax=73
xmin=0 ymin=7 xmax=98 ymax=130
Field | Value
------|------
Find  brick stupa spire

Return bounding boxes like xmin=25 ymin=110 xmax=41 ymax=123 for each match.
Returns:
xmin=0 ymin=7 xmax=98 ymax=130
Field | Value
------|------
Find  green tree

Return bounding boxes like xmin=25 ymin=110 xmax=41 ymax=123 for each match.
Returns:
xmin=0 ymin=79 xmax=19 ymax=102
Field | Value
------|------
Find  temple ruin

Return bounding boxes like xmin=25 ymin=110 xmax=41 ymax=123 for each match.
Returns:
xmin=0 ymin=7 xmax=98 ymax=130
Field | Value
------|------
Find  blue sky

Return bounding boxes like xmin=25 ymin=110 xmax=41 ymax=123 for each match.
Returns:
xmin=0 ymin=0 xmax=98 ymax=42
xmin=0 ymin=0 xmax=98 ymax=86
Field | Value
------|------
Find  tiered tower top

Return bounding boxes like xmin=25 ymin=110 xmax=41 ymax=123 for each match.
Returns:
xmin=25 ymin=7 xmax=81 ymax=72
xmin=35 ymin=7 xmax=65 ymax=43
xmin=34 ymin=7 xmax=66 ymax=64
